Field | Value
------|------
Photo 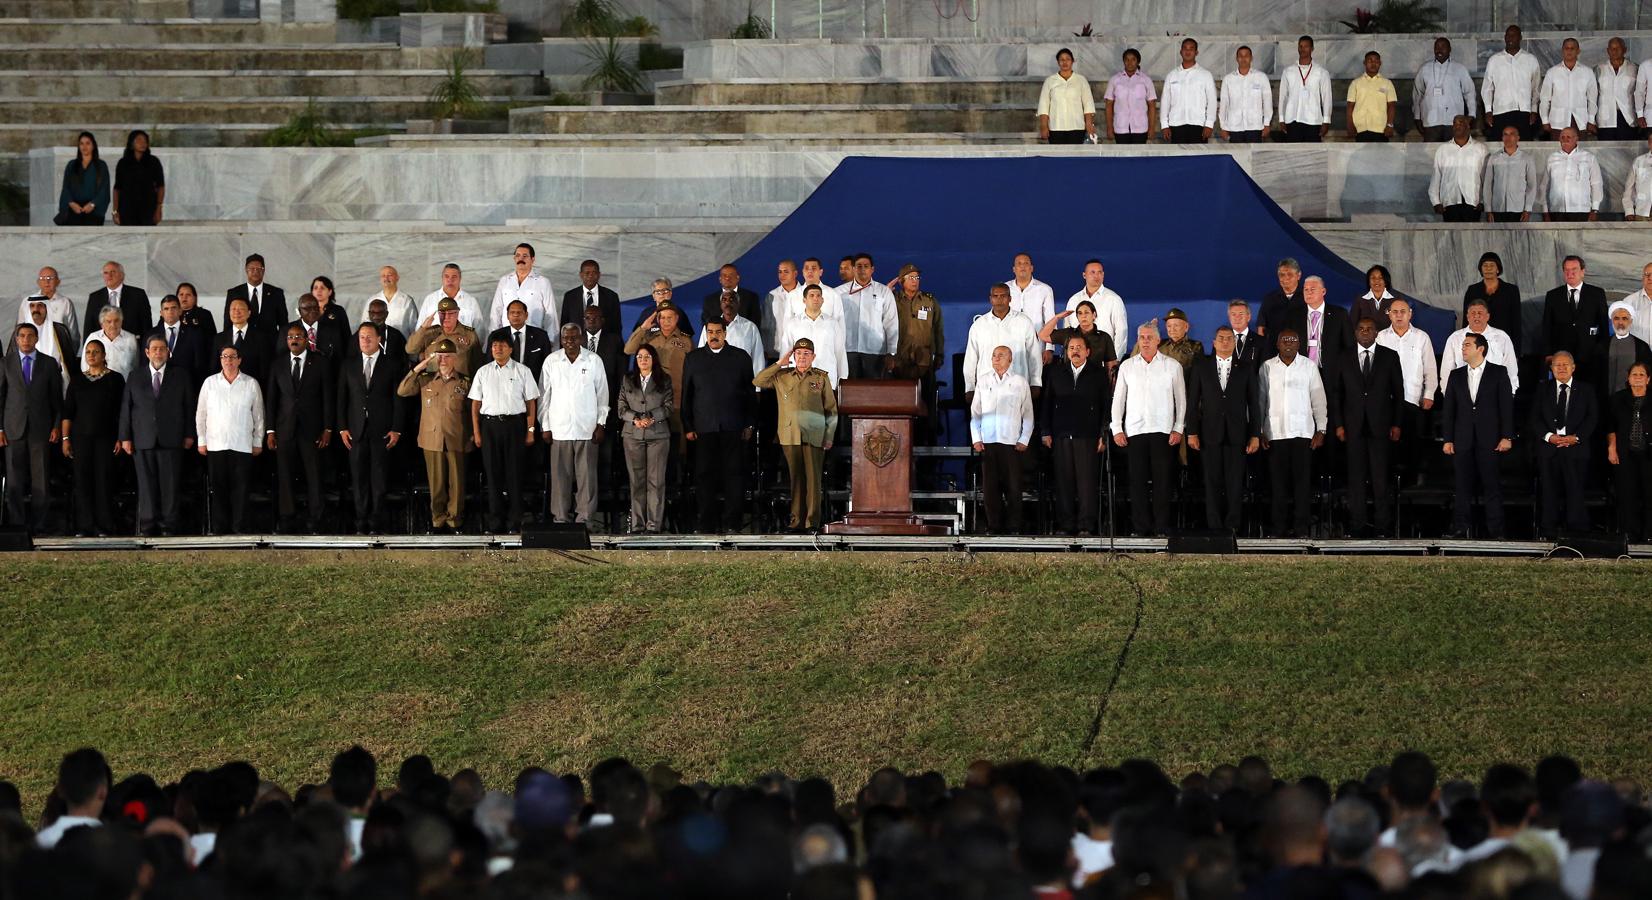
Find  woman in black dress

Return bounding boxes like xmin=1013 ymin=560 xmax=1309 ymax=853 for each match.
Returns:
xmin=1463 ymin=251 xmax=1522 ymax=353
xmin=1608 ymin=362 xmax=1652 ymax=541
xmin=57 ymin=131 xmax=109 ymax=226
xmin=61 ymin=340 xmax=127 ymax=535
xmin=113 ymin=129 xmax=165 ymax=226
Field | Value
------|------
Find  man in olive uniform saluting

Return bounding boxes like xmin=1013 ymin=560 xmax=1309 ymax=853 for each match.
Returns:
xmin=408 ymin=296 xmax=485 ymax=376
xmin=754 ymin=337 xmax=838 ymax=532
xmin=398 ymin=337 xmax=473 ymax=533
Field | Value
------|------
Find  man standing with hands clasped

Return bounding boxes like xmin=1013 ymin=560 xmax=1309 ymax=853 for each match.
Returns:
xmin=754 ymin=338 xmax=837 ymax=533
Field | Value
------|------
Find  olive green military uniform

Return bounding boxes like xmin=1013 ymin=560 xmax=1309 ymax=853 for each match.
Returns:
xmin=408 ymin=323 xmax=484 ymax=376
xmin=754 ymin=351 xmax=839 ymax=530
xmin=893 ymin=289 xmax=945 ymax=379
xmin=397 ymin=352 xmax=473 ymax=529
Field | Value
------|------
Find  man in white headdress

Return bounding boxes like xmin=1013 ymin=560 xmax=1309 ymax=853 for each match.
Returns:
xmin=18 ymin=267 xmax=79 ymax=345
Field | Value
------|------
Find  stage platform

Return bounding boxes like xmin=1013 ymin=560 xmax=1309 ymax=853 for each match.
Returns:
xmin=25 ymin=533 xmax=1649 ymax=559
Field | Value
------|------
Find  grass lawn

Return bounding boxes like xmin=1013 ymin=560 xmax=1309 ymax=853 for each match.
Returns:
xmin=1 ymin=551 xmax=1649 ymax=809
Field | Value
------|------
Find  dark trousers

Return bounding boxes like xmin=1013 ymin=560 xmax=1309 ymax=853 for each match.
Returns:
xmin=1267 ymin=437 xmax=1314 ymax=536
xmin=693 ymin=429 xmax=747 ymax=532
xmin=1613 ymin=449 xmax=1652 ymax=539
xmin=71 ymin=434 xmax=118 ymax=533
xmin=1048 ymin=436 xmax=1098 ymax=534
xmin=1420 ymin=125 xmax=1453 ymax=142
xmin=348 ymin=429 xmax=391 ymax=527
xmin=1442 ymin=203 xmax=1479 ymax=222
xmin=275 ymin=435 xmax=324 ymax=527
xmin=1490 ymin=211 xmax=1526 ymax=223
xmin=1538 ymin=447 xmax=1589 ymax=532
xmin=1114 ymin=132 xmax=1148 ymax=144
xmin=1452 ymin=444 xmax=1505 ymax=536
xmin=1200 ymin=442 xmax=1245 ymax=530
xmin=1596 ymin=113 xmax=1639 ymax=141
xmin=847 ymin=352 xmax=885 ymax=380
xmin=1048 ymin=130 xmax=1087 ymax=144
xmin=1345 ymin=433 xmax=1393 ymax=532
xmin=1283 ymin=122 xmax=1322 ymax=142
xmin=1548 ymin=212 xmax=1590 ymax=222
xmin=1355 ymin=131 xmax=1388 ymax=142
xmin=207 ymin=449 xmax=251 ymax=534
xmin=480 ymin=413 xmax=525 ymax=530
xmin=1225 ymin=130 xmax=1264 ymax=143
xmin=133 ymin=447 xmax=182 ymax=532
xmin=1392 ymin=402 xmax=1429 ymax=482
xmin=1167 ymin=124 xmax=1207 ymax=143
xmin=980 ymin=442 xmax=1025 ymax=533
xmin=1126 ymin=432 xmax=1172 ymax=534
xmin=4 ymin=438 xmax=51 ymax=531
xmin=1489 ymin=110 xmax=1535 ymax=141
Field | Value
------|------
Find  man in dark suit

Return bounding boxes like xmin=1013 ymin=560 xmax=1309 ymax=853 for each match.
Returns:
xmin=1041 ymin=333 xmax=1112 ymax=536
xmin=1603 ymin=301 xmax=1652 ymax=393
xmin=1228 ymin=299 xmax=1263 ymax=371
xmin=284 ymin=293 xmax=345 ymax=366
xmin=559 ymin=259 xmax=621 ymax=339
xmin=1530 ymin=351 xmax=1597 ymax=536
xmin=681 ymin=320 xmax=756 ymax=532
xmin=1328 ymin=318 xmax=1405 ymax=537
xmin=149 ymin=294 xmax=213 ymax=386
xmin=1541 ymin=255 xmax=1608 ymax=389
xmin=224 ymin=253 xmax=289 ymax=337
xmin=1186 ymin=326 xmax=1260 ymax=531
xmin=487 ymin=300 xmax=553 ymax=380
xmin=85 ymin=260 xmax=152 ymax=340
xmin=1441 ymin=332 xmax=1515 ymax=538
xmin=0 ymin=322 xmax=65 ymax=531
xmin=1255 ymin=258 xmax=1304 ymax=340
xmin=583 ymin=303 xmax=627 ymax=492
xmin=119 ymin=335 xmax=198 ymax=535
xmin=265 ymin=323 xmax=336 ymax=532
xmin=699 ymin=263 xmax=764 ymax=331
xmin=337 ymin=323 xmax=405 ymax=534
xmin=1280 ymin=276 xmax=1354 ymax=368
xmin=214 ymin=296 xmax=271 ymax=386
xmin=363 ymin=297 xmax=408 ymax=364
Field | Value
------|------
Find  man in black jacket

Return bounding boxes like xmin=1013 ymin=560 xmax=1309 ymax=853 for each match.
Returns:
xmin=224 ymin=253 xmax=289 ymax=337
xmin=266 ymin=323 xmax=336 ymax=532
xmin=119 ymin=335 xmax=197 ymax=535
xmin=559 ymin=259 xmax=621 ymax=338
xmin=285 ymin=293 xmax=346 ymax=366
xmin=1441 ymin=332 xmax=1514 ymax=538
xmin=0 ymin=322 xmax=65 ymax=531
xmin=1255 ymin=258 xmax=1304 ymax=340
xmin=682 ymin=320 xmax=755 ymax=532
xmin=487 ymin=300 xmax=553 ymax=380
xmin=214 ymin=296 xmax=272 ymax=387
xmin=1280 ymin=276 xmax=1353 ymax=368
xmin=1328 ymin=318 xmax=1405 ymax=537
xmin=85 ymin=260 xmax=152 ymax=340
xmin=1530 ymin=351 xmax=1596 ymax=536
xmin=148 ymin=294 xmax=212 ymax=386
xmin=337 ymin=323 xmax=404 ymax=534
xmin=1186 ymin=326 xmax=1259 ymax=531
xmin=699 ymin=263 xmax=763 ymax=331
xmin=1541 ymin=255 xmax=1608 ymax=389
xmin=1041 ymin=334 xmax=1111 ymax=536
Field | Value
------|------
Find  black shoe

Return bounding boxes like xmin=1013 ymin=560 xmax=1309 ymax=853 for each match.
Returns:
xmin=1443 ymin=529 xmax=1469 ymax=540
xmin=159 ymin=528 xmax=175 ymax=537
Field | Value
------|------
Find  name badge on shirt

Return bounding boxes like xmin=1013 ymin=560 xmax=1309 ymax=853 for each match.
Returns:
xmin=916 ymin=308 xmax=928 ymax=320
xmin=1433 ymin=85 xmax=1444 ymax=96
xmin=1307 ymin=337 xmax=1320 ymax=347
xmin=1251 ymin=82 xmax=1262 ymax=92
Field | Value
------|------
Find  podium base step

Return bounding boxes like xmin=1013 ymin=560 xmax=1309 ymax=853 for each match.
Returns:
xmin=825 ymin=513 xmax=951 ymax=536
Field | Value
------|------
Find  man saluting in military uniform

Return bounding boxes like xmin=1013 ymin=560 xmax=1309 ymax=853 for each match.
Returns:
xmin=398 ymin=337 xmax=473 ymax=533
xmin=754 ymin=338 xmax=838 ymax=532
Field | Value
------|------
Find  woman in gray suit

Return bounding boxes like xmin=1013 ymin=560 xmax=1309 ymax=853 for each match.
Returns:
xmin=619 ymin=344 xmax=673 ymax=533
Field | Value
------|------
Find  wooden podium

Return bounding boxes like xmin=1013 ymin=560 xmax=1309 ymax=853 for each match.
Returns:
xmin=824 ymin=379 xmax=949 ymax=535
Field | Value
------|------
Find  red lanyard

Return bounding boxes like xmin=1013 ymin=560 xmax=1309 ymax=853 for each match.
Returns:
xmin=1298 ymin=63 xmax=1313 ymax=86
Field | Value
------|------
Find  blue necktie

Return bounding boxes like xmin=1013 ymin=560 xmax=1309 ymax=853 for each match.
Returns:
xmin=20 ymin=354 xmax=31 ymax=385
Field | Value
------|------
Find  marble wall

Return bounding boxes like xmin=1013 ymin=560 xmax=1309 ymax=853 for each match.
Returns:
xmin=32 ymin=141 xmax=1652 ymax=227
xmin=491 ymin=0 xmax=1645 ymax=43
xmin=4 ymin=222 xmax=1647 ymax=329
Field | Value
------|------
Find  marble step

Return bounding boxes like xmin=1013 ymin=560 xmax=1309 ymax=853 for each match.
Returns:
xmin=0 ymin=69 xmax=548 ymax=98
xmin=0 ymin=18 xmax=337 ymax=44
xmin=511 ymin=102 xmax=1039 ymax=135
xmin=0 ymin=44 xmax=408 ymax=71
xmin=0 ymin=94 xmax=548 ymax=125
xmin=363 ymin=131 xmax=1037 ymax=147
xmin=0 ymin=0 xmax=191 ymax=15
xmin=0 ymin=121 xmax=405 ymax=151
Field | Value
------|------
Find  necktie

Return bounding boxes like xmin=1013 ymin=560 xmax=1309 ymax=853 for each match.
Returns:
xmin=21 ymin=354 xmax=31 ymax=385
xmin=152 ymin=368 xmax=161 ymax=397
xmin=363 ymin=355 xmax=373 ymax=385
xmin=1309 ymin=309 xmax=1322 ymax=364
xmin=251 ymin=286 xmax=259 ymax=315
xmin=586 ymin=331 xmax=595 ymax=352
xmin=585 ymin=289 xmax=595 ymax=307
xmin=513 ymin=329 xmax=522 ymax=361
xmin=1235 ymin=334 xmax=1244 ymax=358
xmin=234 ymin=329 xmax=243 ymax=348
xmin=167 ymin=325 xmax=176 ymax=350
xmin=1570 ymin=288 xmax=1578 ymax=310
xmin=1557 ymin=383 xmax=1569 ymax=429
xmin=1361 ymin=348 xmax=1371 ymax=379
xmin=307 ymin=326 xmax=316 ymax=352
xmin=292 ymin=356 xmax=302 ymax=384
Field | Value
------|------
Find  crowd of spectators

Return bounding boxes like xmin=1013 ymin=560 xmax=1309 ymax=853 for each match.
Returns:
xmin=4 ymin=745 xmax=1649 ymax=899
